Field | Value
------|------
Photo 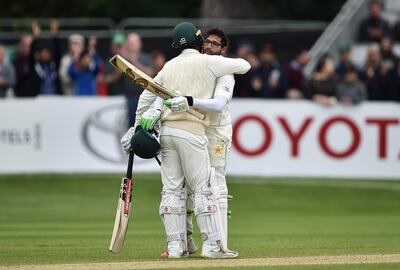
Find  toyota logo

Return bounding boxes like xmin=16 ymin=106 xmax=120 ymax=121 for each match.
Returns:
xmin=81 ymin=103 xmax=149 ymax=164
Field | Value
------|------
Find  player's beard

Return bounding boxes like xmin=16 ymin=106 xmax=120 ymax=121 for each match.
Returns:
xmin=204 ymin=48 xmax=221 ymax=55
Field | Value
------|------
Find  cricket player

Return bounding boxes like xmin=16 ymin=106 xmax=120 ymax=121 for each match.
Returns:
xmin=182 ymin=28 xmax=235 ymax=258
xmin=121 ymin=22 xmax=250 ymax=259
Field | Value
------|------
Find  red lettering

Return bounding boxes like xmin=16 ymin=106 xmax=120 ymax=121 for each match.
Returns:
xmin=366 ymin=118 xmax=399 ymax=159
xmin=232 ymin=115 xmax=272 ymax=157
xmin=278 ymin=117 xmax=313 ymax=157
xmin=319 ymin=116 xmax=361 ymax=159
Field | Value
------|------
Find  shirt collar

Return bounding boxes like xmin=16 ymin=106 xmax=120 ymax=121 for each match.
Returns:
xmin=180 ymin=48 xmax=200 ymax=56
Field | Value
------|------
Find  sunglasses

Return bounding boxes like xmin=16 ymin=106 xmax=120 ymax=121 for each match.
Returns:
xmin=204 ymin=39 xmax=222 ymax=48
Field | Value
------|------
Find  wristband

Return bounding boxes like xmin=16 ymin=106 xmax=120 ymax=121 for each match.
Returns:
xmin=185 ymin=96 xmax=194 ymax=106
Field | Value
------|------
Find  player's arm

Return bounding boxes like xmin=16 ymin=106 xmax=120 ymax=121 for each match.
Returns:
xmin=131 ymin=67 xmax=166 ymax=132
xmin=133 ymin=71 xmax=166 ymax=125
xmin=165 ymin=75 xmax=235 ymax=113
xmin=134 ymin=90 xmax=157 ymax=127
xmin=208 ymin=55 xmax=250 ymax=77
xmin=121 ymin=74 xmax=162 ymax=153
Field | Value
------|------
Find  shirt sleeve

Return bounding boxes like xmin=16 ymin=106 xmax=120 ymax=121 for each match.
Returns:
xmin=208 ymin=55 xmax=250 ymax=77
xmin=153 ymin=71 xmax=162 ymax=85
xmin=193 ymin=95 xmax=228 ymax=113
xmin=214 ymin=74 xmax=235 ymax=101
xmin=134 ymin=90 xmax=157 ymax=127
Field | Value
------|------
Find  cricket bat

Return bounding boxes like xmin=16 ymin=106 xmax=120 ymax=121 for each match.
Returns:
xmin=109 ymin=151 xmax=134 ymax=253
xmin=109 ymin=54 xmax=205 ymax=120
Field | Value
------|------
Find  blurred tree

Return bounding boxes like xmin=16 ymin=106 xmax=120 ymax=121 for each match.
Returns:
xmin=201 ymin=0 xmax=263 ymax=19
xmin=261 ymin=0 xmax=347 ymax=21
xmin=0 ymin=0 xmax=346 ymax=22
xmin=0 ymin=0 xmax=201 ymax=21
xmin=200 ymin=0 xmax=347 ymax=20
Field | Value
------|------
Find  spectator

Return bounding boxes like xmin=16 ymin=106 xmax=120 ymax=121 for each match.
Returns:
xmin=235 ymin=41 xmax=256 ymax=59
xmin=151 ymin=50 xmax=166 ymax=73
xmin=13 ymin=34 xmax=35 ymax=97
xmin=233 ymin=42 xmax=259 ymax=97
xmin=104 ymin=33 xmax=126 ymax=95
xmin=68 ymin=49 xmax=100 ymax=95
xmin=358 ymin=0 xmax=390 ymax=43
xmin=305 ymin=55 xmax=338 ymax=106
xmin=380 ymin=37 xmax=398 ymax=72
xmin=87 ymin=35 xmax=107 ymax=96
xmin=30 ymin=19 xmax=62 ymax=96
xmin=250 ymin=44 xmax=286 ymax=98
xmin=283 ymin=49 xmax=310 ymax=99
xmin=337 ymin=68 xmax=368 ymax=105
xmin=364 ymin=45 xmax=391 ymax=100
xmin=392 ymin=18 xmax=400 ymax=42
xmin=389 ymin=59 xmax=400 ymax=101
xmin=0 ymin=44 xmax=16 ymax=98
xmin=59 ymin=34 xmax=84 ymax=95
xmin=336 ymin=43 xmax=361 ymax=80
xmin=122 ymin=32 xmax=154 ymax=127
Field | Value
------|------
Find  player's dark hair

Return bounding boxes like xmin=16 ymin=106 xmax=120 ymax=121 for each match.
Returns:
xmin=206 ymin=28 xmax=228 ymax=48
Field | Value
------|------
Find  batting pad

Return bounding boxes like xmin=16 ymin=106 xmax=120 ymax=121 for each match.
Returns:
xmin=159 ymin=187 xmax=188 ymax=255
xmin=194 ymin=168 xmax=226 ymax=252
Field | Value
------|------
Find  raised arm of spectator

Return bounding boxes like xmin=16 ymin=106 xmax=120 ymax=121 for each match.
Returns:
xmin=50 ymin=19 xmax=61 ymax=69
xmin=90 ymin=55 xmax=100 ymax=77
xmin=68 ymin=61 xmax=79 ymax=80
xmin=29 ymin=20 xmax=40 ymax=71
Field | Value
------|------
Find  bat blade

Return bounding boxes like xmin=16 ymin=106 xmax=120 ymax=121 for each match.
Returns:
xmin=109 ymin=54 xmax=205 ymax=120
xmin=109 ymin=153 xmax=134 ymax=253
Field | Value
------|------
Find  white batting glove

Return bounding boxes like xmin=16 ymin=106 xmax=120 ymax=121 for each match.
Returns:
xmin=140 ymin=108 xmax=162 ymax=131
xmin=120 ymin=126 xmax=136 ymax=154
xmin=164 ymin=96 xmax=191 ymax=112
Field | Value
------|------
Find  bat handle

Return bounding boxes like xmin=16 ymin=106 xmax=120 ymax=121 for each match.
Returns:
xmin=126 ymin=151 xmax=134 ymax=179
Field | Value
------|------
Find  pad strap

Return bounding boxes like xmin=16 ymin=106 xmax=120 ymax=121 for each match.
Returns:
xmin=161 ymin=190 xmax=187 ymax=200
xmin=160 ymin=205 xmax=186 ymax=215
xmin=194 ymin=204 xmax=217 ymax=215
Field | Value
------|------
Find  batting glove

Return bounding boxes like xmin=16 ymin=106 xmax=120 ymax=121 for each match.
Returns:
xmin=140 ymin=108 xmax=162 ymax=131
xmin=120 ymin=126 xmax=136 ymax=154
xmin=164 ymin=96 xmax=193 ymax=112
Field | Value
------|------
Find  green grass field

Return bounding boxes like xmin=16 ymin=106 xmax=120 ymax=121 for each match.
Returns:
xmin=0 ymin=174 xmax=400 ymax=269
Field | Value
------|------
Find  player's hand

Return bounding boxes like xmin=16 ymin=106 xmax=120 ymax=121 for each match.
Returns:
xmin=120 ymin=127 xmax=136 ymax=154
xmin=140 ymin=108 xmax=162 ymax=131
xmin=164 ymin=96 xmax=191 ymax=112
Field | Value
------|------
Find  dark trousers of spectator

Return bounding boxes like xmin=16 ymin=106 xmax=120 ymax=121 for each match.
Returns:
xmin=126 ymin=95 xmax=139 ymax=128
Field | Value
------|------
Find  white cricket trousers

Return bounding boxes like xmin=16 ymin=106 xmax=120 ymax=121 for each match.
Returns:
xmin=160 ymin=126 xmax=211 ymax=192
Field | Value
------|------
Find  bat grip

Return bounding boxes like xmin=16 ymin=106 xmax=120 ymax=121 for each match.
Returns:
xmin=126 ymin=151 xmax=134 ymax=179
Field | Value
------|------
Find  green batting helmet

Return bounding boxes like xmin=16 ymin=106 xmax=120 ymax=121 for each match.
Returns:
xmin=172 ymin=22 xmax=203 ymax=49
xmin=131 ymin=126 xmax=161 ymax=159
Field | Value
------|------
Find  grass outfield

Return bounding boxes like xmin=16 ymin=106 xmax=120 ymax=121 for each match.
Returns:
xmin=0 ymin=174 xmax=400 ymax=269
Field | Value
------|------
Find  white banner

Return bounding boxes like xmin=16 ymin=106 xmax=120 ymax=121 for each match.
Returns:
xmin=0 ymin=97 xmax=399 ymax=179
xmin=229 ymin=100 xmax=400 ymax=179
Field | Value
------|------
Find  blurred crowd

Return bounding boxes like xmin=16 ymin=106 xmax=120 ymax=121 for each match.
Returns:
xmin=232 ymin=38 xmax=400 ymax=106
xmin=232 ymin=0 xmax=400 ymax=105
xmin=1 ymin=20 xmax=163 ymax=100
xmin=1 ymin=4 xmax=400 ymax=112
